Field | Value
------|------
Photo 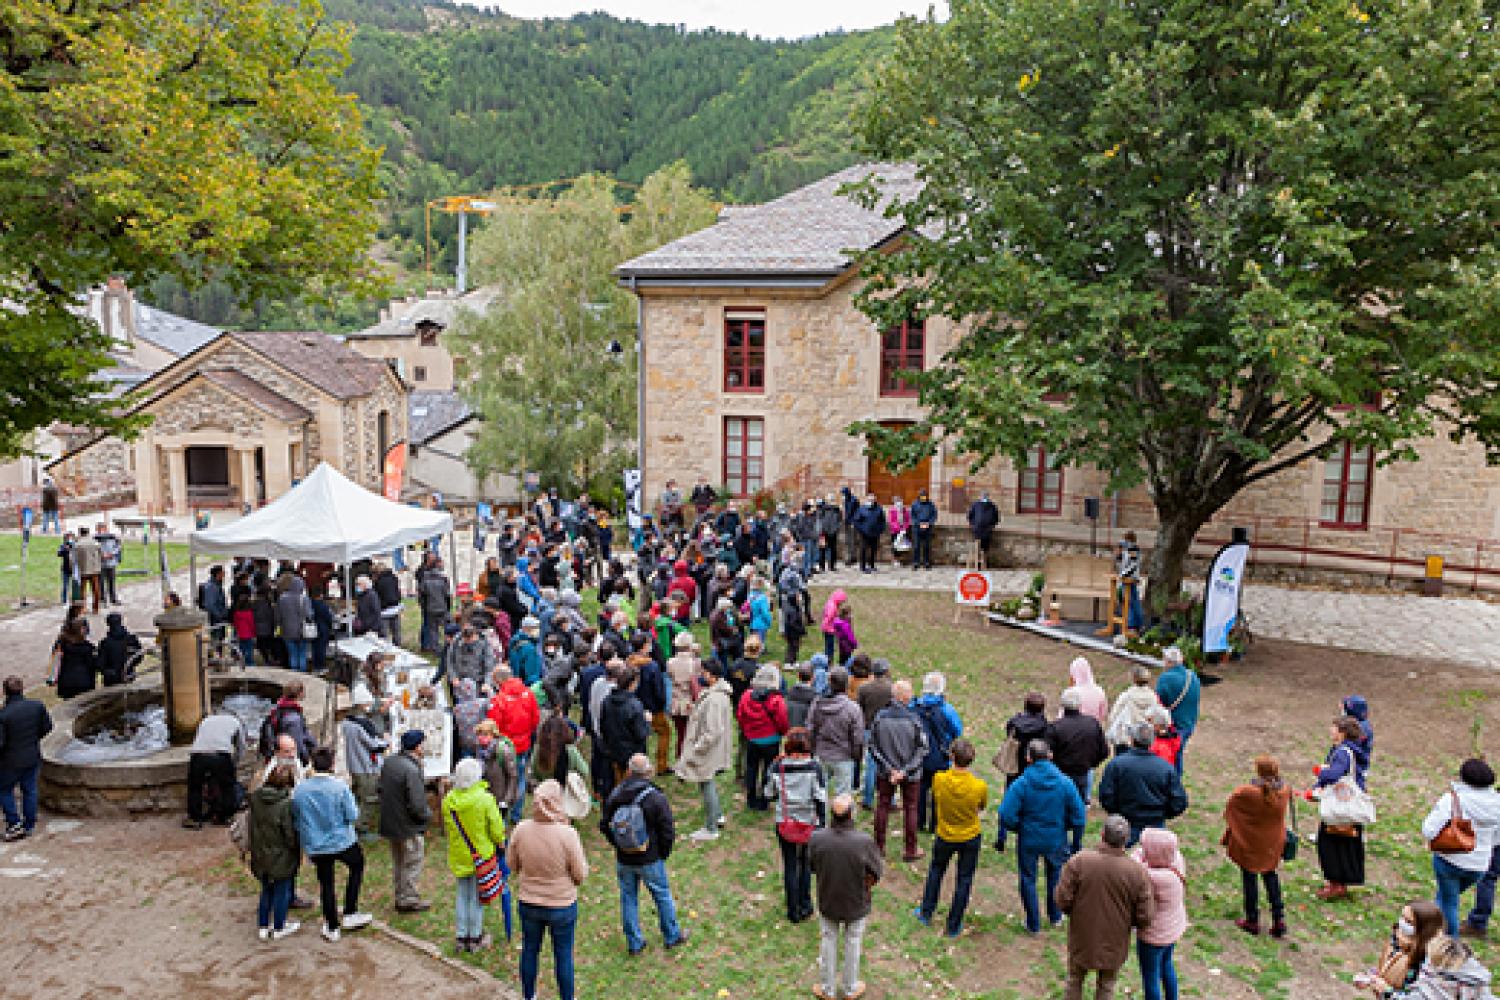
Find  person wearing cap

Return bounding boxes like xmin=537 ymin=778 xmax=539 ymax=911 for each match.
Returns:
xmin=291 ymin=745 xmax=374 ymax=941
xmin=510 ymin=616 xmax=545 ymax=687
xmin=675 ymin=658 xmax=735 ymax=841
xmin=379 ymin=728 xmax=432 ymax=912
xmin=1423 ymin=758 xmax=1500 ymax=935
xmin=340 ymin=687 xmax=388 ymax=841
xmin=443 ymin=756 xmax=506 ymax=953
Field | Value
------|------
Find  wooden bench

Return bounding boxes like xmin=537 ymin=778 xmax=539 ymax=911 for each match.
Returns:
xmin=1042 ymin=553 xmax=1115 ymax=621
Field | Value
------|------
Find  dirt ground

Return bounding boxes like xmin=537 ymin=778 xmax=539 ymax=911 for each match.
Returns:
xmin=0 ymin=816 xmax=502 ymax=1000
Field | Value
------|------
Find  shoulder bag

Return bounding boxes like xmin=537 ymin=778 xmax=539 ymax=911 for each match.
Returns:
xmin=1318 ymin=746 xmax=1377 ymax=827
xmin=776 ymin=761 xmax=816 ymax=844
xmin=1282 ymin=793 xmax=1298 ymax=863
xmin=993 ymin=735 xmax=1021 ymax=777
xmin=1428 ymin=789 xmax=1477 ymax=854
xmin=450 ymin=808 xmax=503 ymax=904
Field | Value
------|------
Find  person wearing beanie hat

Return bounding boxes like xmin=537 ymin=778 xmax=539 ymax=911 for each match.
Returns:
xmin=442 ymin=755 xmax=505 ymax=953
xmin=1424 ymin=757 xmax=1500 ymax=934
xmin=738 ymin=664 xmax=790 ymax=810
xmin=380 ymin=727 xmax=432 ymax=913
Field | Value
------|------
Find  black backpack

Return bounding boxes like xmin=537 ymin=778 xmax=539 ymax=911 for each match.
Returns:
xmin=916 ymin=701 xmax=957 ymax=772
xmin=258 ymin=705 xmax=296 ymax=760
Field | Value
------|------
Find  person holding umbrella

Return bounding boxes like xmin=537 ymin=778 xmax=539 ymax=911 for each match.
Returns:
xmin=443 ymin=757 xmax=507 ymax=953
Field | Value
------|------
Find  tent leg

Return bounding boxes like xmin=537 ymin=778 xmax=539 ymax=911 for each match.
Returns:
xmin=189 ymin=554 xmax=197 ymax=609
xmin=345 ymin=564 xmax=354 ymax=638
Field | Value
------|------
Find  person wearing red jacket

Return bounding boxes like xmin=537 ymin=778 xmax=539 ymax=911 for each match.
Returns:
xmin=669 ymin=560 xmax=697 ymax=622
xmin=737 ymin=664 xmax=789 ymax=811
xmin=488 ymin=666 xmax=541 ymax=824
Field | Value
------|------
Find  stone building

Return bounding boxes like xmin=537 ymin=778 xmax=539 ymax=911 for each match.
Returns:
xmin=617 ymin=163 xmax=1500 ymax=589
xmin=48 ymin=331 xmax=408 ymax=516
xmin=407 ymin=389 xmax=518 ymax=503
xmin=343 ymin=287 xmax=495 ymax=392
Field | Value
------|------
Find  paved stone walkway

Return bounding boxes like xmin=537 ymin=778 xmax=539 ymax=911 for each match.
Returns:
xmin=806 ymin=564 xmax=1500 ymax=668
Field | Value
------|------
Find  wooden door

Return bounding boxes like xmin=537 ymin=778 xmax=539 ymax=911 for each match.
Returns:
xmin=865 ymin=421 xmax=931 ymax=504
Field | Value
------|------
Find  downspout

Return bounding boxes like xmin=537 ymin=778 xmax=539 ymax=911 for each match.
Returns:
xmin=631 ymin=276 xmax=645 ymax=478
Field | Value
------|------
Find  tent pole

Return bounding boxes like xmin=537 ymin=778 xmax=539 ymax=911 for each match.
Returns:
xmin=345 ymin=563 xmax=355 ymax=637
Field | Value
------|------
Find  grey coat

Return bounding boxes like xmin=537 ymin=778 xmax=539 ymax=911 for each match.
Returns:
xmin=869 ymin=702 xmax=928 ymax=781
xmin=378 ymin=751 xmax=431 ymax=839
xmin=807 ymin=694 xmax=865 ymax=765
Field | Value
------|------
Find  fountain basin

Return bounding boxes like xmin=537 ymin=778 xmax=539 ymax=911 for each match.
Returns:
xmin=40 ymin=668 xmax=329 ymax=817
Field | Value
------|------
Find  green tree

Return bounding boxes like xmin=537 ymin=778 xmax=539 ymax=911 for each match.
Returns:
xmin=0 ymin=0 xmax=382 ymax=453
xmin=851 ymin=0 xmax=1500 ymax=604
xmin=450 ymin=162 xmax=718 ymax=492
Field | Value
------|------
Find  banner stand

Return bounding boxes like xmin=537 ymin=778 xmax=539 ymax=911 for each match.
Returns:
xmin=1200 ymin=538 xmax=1251 ymax=682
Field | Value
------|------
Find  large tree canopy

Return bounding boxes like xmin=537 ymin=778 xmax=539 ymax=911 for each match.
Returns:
xmin=852 ymin=0 xmax=1500 ymax=603
xmin=450 ymin=163 xmax=718 ymax=494
xmin=0 ymin=0 xmax=382 ymax=454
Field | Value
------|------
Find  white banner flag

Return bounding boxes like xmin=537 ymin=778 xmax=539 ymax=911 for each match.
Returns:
xmin=1201 ymin=541 xmax=1250 ymax=655
xmin=624 ymin=468 xmax=643 ymax=532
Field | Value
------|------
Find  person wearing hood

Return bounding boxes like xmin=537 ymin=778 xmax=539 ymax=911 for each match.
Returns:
xmin=1107 ymin=666 xmax=1161 ymax=750
xmin=809 ymin=667 xmax=866 ymax=799
xmin=443 ymin=756 xmax=506 ymax=954
xmin=96 ymin=612 xmax=141 ymax=686
xmin=820 ymin=591 xmax=848 ymax=665
xmin=1064 ymin=657 xmax=1110 ymax=724
xmin=515 ymin=556 xmax=543 ymax=609
xmin=1223 ymin=755 xmax=1292 ymax=938
xmin=737 ymin=665 xmax=790 ymax=811
xmin=507 ymin=779 xmax=588 ymax=1000
xmin=1133 ymin=828 xmax=1189 ymax=1000
xmin=1000 ymin=740 xmax=1086 ymax=933
xmin=1423 ymin=759 xmax=1500 ymax=935
xmin=1100 ymin=723 xmax=1189 ymax=847
xmin=510 ymin=616 xmax=544 ymax=687
xmin=676 ymin=659 xmax=735 ymax=841
xmin=250 ymin=763 xmax=303 ymax=941
xmin=1345 ymin=694 xmax=1375 ymax=763
xmin=997 ymin=693 xmax=1052 ymax=852
xmin=850 ymin=493 xmax=886 ymax=574
xmin=747 ymin=577 xmax=773 ymax=643
xmin=917 ymin=738 xmax=988 ymax=936
xmin=966 ymin=492 xmax=1000 ymax=565
xmin=1312 ymin=715 xmax=1371 ymax=901
xmin=341 ymin=686 xmax=388 ymax=840
xmin=1047 ymin=689 xmax=1111 ymax=811
xmin=1154 ymin=647 xmax=1199 ymax=776
xmin=1388 ymin=934 xmax=1496 ymax=1000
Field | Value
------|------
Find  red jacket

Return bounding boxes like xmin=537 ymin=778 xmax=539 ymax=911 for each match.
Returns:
xmin=1150 ymin=730 xmax=1181 ymax=768
xmin=669 ymin=570 xmax=697 ymax=609
xmin=488 ymin=678 xmax=540 ymax=755
xmin=736 ymin=689 xmax=789 ymax=742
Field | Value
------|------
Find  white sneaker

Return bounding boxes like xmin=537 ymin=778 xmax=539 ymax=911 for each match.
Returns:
xmin=272 ymin=921 xmax=301 ymax=941
xmin=321 ymin=923 xmax=340 ymax=943
xmin=341 ymin=912 xmax=372 ymax=931
xmin=690 ymin=828 xmax=720 ymax=842
xmin=257 ymin=928 xmax=271 ymax=941
xmin=716 ymin=815 xmax=727 ymax=828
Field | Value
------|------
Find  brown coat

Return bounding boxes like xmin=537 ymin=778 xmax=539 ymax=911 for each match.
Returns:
xmin=506 ymin=781 xmax=589 ymax=907
xmin=1056 ymin=844 xmax=1155 ymax=970
xmin=1222 ymin=781 xmax=1290 ymax=874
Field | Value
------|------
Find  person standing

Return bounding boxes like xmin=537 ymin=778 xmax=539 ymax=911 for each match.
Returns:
xmin=183 ymin=708 xmax=246 ymax=830
xmin=55 ymin=531 xmax=76 ymax=604
xmin=1134 ymin=828 xmax=1188 ymax=1000
xmin=886 ymin=496 xmax=912 ymax=568
xmin=96 ymin=612 xmax=142 ymax=687
xmin=808 ymin=667 xmax=866 ymax=799
xmin=1099 ymin=723 xmax=1189 ymax=846
xmin=1222 ymin=755 xmax=1291 ymax=938
xmin=489 ymin=665 xmax=542 ymax=825
xmin=1312 ymin=715 xmax=1371 ymax=901
xmin=1115 ymin=532 xmax=1146 ymax=633
xmin=373 ymin=562 xmax=404 ymax=646
xmin=1153 ymin=648 xmax=1199 ymax=777
xmin=916 ymin=738 xmax=987 ymax=936
xmin=95 ymin=522 xmax=122 ymax=606
xmin=507 ymin=779 xmax=588 ymax=1000
xmin=1048 ymin=689 xmax=1111 ymax=810
xmin=851 ymin=494 xmax=885 ymax=574
xmin=1421 ymin=758 xmax=1500 ymax=934
xmin=600 ymin=754 xmax=689 ymax=955
xmin=869 ymin=679 xmax=927 ymax=863
xmin=1106 ymin=666 xmax=1163 ymax=751
xmin=291 ymin=745 xmax=373 ymax=942
xmin=72 ymin=527 xmax=103 ymax=613
xmin=912 ymin=671 xmax=963 ymax=834
xmin=809 ymin=794 xmax=883 ymax=1000
xmin=39 ymin=477 xmax=60 ymax=534
xmin=737 ymin=665 xmax=789 ymax=811
xmin=1056 ymin=815 xmax=1156 ymax=1000
xmin=996 ymin=692 xmax=1052 ymax=853
xmin=197 ymin=564 xmax=230 ymax=630
xmin=1000 ymin=740 xmax=1087 ymax=934
xmin=341 ymin=689 xmax=388 ymax=841
xmin=818 ymin=493 xmax=842 ymax=572
xmin=379 ymin=730 xmax=432 ymax=913
xmin=966 ymin=492 xmax=1000 ymax=565
xmin=675 ymin=659 xmax=734 ymax=842
xmin=275 ymin=576 xmax=312 ymax=672
xmin=0 ymin=676 xmax=53 ymax=842
xmin=442 ymin=757 xmax=505 ymax=953
xmin=855 ymin=659 xmax=893 ymax=811
xmin=666 ymin=632 xmax=700 ymax=756
xmin=418 ymin=556 xmax=451 ymax=652
xmin=765 ymin=727 xmax=826 ymax=923
xmin=909 ymin=491 xmax=938 ymax=570
xmin=250 ymin=763 xmax=303 ymax=941
xmin=1064 ymin=656 xmax=1110 ymax=725
xmin=600 ymin=665 xmax=651 ymax=786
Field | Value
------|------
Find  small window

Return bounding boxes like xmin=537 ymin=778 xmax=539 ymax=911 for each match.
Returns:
xmin=724 ymin=309 xmax=765 ymax=393
xmin=417 ymin=320 xmax=441 ymax=347
xmin=723 ymin=417 xmax=764 ymax=497
xmin=1320 ymin=441 xmax=1372 ymax=529
xmin=879 ymin=319 xmax=925 ymax=397
xmin=1016 ymin=444 xmax=1063 ymax=515
xmin=413 ymin=366 xmax=427 ymax=382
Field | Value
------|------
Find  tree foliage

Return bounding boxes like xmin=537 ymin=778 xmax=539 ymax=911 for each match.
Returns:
xmin=852 ymin=0 xmax=1500 ymax=601
xmin=448 ymin=163 xmax=718 ymax=493
xmin=0 ymin=0 xmax=382 ymax=454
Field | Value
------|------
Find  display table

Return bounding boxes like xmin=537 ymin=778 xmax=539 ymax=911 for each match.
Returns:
xmin=332 ymin=635 xmax=454 ymax=780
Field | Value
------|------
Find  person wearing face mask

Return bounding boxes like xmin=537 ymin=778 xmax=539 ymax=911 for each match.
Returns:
xmin=909 ymin=491 xmax=938 ymax=570
xmin=850 ymin=494 xmax=885 ymax=574
xmin=1353 ymin=901 xmax=1444 ymax=995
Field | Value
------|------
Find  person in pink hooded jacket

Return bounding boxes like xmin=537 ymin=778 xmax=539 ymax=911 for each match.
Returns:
xmin=886 ymin=497 xmax=912 ymax=567
xmin=821 ymin=590 xmax=848 ymax=663
xmin=1064 ymin=657 xmax=1110 ymax=724
xmin=1133 ymin=828 xmax=1188 ymax=1000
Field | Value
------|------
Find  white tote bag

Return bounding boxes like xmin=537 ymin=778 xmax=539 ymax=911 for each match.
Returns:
xmin=1318 ymin=747 xmax=1377 ymax=826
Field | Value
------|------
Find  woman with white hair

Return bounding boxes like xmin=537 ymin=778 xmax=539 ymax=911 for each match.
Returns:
xmin=442 ymin=756 xmax=506 ymax=953
xmin=1106 ymin=665 xmax=1161 ymax=750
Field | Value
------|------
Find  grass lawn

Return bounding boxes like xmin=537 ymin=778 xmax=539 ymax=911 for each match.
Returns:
xmin=226 ymin=586 xmax=1499 ymax=999
xmin=0 ymin=532 xmax=191 ymax=608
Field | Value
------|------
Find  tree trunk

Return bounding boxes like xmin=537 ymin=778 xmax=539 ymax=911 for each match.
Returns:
xmin=1145 ymin=503 xmax=1213 ymax=615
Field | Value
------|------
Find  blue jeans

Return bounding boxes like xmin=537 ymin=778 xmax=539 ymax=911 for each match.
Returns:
xmin=1137 ymin=940 xmax=1178 ymax=1000
xmin=257 ymin=875 xmax=294 ymax=931
xmin=509 ymin=751 xmax=531 ymax=826
xmin=824 ymin=760 xmax=856 ymax=799
xmin=1123 ymin=579 xmax=1145 ymax=631
xmin=0 ymin=763 xmax=40 ymax=831
xmin=285 ymin=639 xmax=308 ymax=671
xmin=1016 ymin=841 xmax=1068 ymax=932
xmin=616 ymin=859 xmax=684 ymax=952
xmin=455 ymin=875 xmax=484 ymax=939
xmin=237 ymin=638 xmax=257 ymax=666
xmin=519 ymin=901 xmax=577 ymax=1000
xmin=918 ymin=834 xmax=981 ymax=934
xmin=802 ymin=544 xmax=816 ymax=577
xmin=1466 ymin=848 xmax=1500 ymax=930
xmin=1174 ymin=726 xmax=1193 ymax=778
xmin=420 ymin=611 xmax=442 ymax=652
xmin=42 ymin=509 xmax=59 ymax=533
xmin=861 ymin=742 xmax=876 ymax=808
xmin=1435 ymin=854 xmax=1485 ymax=934
xmin=60 ymin=570 xmax=72 ymax=603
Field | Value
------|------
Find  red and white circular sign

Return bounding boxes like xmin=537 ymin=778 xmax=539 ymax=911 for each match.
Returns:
xmin=955 ymin=571 xmax=992 ymax=605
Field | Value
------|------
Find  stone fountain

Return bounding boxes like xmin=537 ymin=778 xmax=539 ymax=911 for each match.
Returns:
xmin=39 ymin=610 xmax=327 ymax=817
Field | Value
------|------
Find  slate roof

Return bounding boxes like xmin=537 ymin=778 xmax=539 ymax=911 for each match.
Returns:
xmin=198 ymin=369 xmax=312 ymax=422
xmin=131 ymin=302 xmax=220 ymax=357
xmin=616 ymin=162 xmax=920 ymax=281
xmin=230 ymin=331 xmax=392 ymax=399
xmin=347 ymin=287 xmax=498 ymax=340
xmin=408 ymin=389 xmax=472 ymax=444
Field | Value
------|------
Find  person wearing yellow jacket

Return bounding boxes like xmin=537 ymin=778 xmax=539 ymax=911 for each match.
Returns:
xmin=443 ymin=757 xmax=506 ymax=953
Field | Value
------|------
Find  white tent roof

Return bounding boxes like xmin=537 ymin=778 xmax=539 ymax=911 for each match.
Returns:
xmin=190 ymin=462 xmax=452 ymax=563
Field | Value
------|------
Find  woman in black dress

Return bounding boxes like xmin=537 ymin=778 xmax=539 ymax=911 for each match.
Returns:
xmin=1313 ymin=715 xmax=1370 ymax=900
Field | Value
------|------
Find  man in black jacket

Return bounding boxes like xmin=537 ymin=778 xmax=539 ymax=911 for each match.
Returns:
xmin=1047 ymin=689 xmax=1112 ymax=839
xmin=1099 ymin=723 xmax=1189 ymax=846
xmin=599 ymin=754 xmax=688 ymax=955
xmin=0 ymin=676 xmax=53 ymax=841
xmin=372 ymin=563 xmax=403 ymax=645
xmin=967 ymin=493 xmax=1000 ymax=566
xmin=997 ymin=692 xmax=1051 ymax=853
xmin=379 ymin=730 xmax=432 ymax=912
xmin=600 ymin=666 xmax=651 ymax=785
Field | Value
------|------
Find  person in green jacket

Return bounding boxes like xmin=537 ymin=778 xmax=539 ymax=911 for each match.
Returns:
xmin=250 ymin=763 xmax=302 ymax=941
xmin=443 ymin=756 xmax=507 ymax=953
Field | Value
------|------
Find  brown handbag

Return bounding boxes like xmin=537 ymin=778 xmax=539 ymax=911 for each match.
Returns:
xmin=1428 ymin=790 xmax=1477 ymax=853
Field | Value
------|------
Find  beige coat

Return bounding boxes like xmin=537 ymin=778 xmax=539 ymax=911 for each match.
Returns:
xmin=667 ymin=652 xmax=700 ymax=718
xmin=1105 ymin=685 xmax=1160 ymax=746
xmin=505 ymin=780 xmax=589 ymax=908
xmin=674 ymin=678 xmax=733 ymax=783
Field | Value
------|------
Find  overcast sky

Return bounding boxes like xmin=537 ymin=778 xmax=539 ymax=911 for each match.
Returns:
xmin=467 ymin=1 xmax=948 ymax=40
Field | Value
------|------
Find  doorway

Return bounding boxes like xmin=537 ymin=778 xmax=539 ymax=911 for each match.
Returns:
xmin=865 ymin=421 xmax=931 ymax=505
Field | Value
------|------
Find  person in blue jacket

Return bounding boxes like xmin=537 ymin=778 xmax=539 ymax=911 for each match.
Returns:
xmin=1153 ymin=647 xmax=1200 ymax=777
xmin=747 ymin=578 xmax=773 ymax=642
xmin=509 ymin=616 xmax=545 ymax=687
xmin=912 ymin=672 xmax=964 ymax=834
xmin=909 ymin=491 xmax=939 ymax=570
xmin=291 ymin=745 xmax=372 ymax=941
xmin=850 ymin=494 xmax=886 ymax=574
xmin=999 ymin=740 xmax=1087 ymax=933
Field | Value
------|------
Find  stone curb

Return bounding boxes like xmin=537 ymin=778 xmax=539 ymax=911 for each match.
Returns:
xmin=371 ymin=919 xmax=521 ymax=995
